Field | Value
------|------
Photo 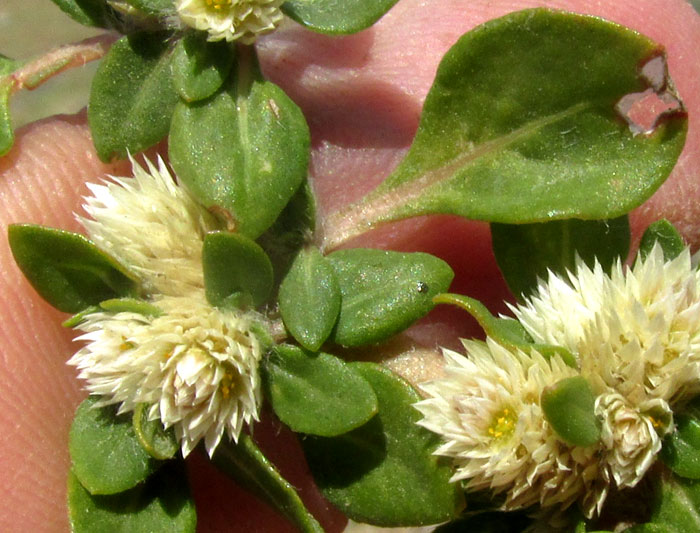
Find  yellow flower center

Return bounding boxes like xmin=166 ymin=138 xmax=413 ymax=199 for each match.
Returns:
xmin=487 ymin=407 xmax=517 ymax=440
xmin=205 ymin=0 xmax=233 ymax=11
xmin=220 ymin=371 xmax=236 ymax=399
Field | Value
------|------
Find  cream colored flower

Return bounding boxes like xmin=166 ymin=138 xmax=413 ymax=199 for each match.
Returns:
xmin=69 ymin=293 xmax=264 ymax=457
xmin=79 ymin=156 xmax=220 ymax=298
xmin=415 ymin=340 xmax=602 ymax=515
xmin=175 ymin=0 xmax=284 ymax=43
xmin=595 ymin=393 xmax=671 ymax=489
xmin=514 ymin=244 xmax=700 ymax=406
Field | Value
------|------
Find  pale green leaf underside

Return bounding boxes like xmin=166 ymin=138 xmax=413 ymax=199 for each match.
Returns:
xmin=325 ymin=9 xmax=686 ymax=247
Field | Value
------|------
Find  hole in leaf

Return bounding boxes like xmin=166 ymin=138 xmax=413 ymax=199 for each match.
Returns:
xmin=615 ymin=55 xmax=684 ymax=136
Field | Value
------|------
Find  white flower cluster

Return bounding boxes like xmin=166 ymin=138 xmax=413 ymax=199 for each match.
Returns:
xmin=175 ymin=0 xmax=284 ymax=43
xmin=69 ymin=157 xmax=265 ymax=457
xmin=416 ymin=245 xmax=700 ymax=517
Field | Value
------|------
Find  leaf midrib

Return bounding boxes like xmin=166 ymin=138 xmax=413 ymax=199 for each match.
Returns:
xmin=323 ymin=101 xmax=591 ymax=249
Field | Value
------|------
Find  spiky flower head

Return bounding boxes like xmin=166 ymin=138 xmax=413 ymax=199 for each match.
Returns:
xmin=79 ymin=156 xmax=220 ymax=298
xmin=175 ymin=0 xmax=284 ymax=43
xmin=69 ymin=293 xmax=265 ymax=457
xmin=418 ymin=244 xmax=700 ymax=518
xmin=415 ymin=340 xmax=603 ymax=514
xmin=514 ymin=244 xmax=700 ymax=406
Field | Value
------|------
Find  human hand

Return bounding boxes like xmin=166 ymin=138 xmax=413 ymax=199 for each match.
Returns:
xmin=1 ymin=0 xmax=699 ymax=530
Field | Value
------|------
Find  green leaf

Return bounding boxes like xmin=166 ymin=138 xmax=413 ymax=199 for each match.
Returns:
xmin=202 ymin=232 xmax=274 ymax=308
xmin=0 ymin=54 xmax=19 ymax=157
xmin=49 ymin=0 xmax=113 ymax=27
xmin=262 ymin=345 xmax=377 ymax=436
xmin=626 ymin=470 xmax=700 ymax=532
xmin=170 ymin=46 xmax=310 ymax=239
xmin=432 ymin=293 xmax=577 ymax=367
xmin=171 ymin=33 xmax=235 ymax=103
xmin=281 ymin=0 xmax=399 ymax=34
xmin=639 ymin=219 xmax=686 ymax=261
xmin=124 ymin=0 xmax=174 ymax=15
xmin=133 ymin=404 xmax=179 ymax=461
xmin=69 ymin=396 xmax=161 ymax=495
xmin=257 ymin=180 xmax=316 ymax=287
xmin=279 ymin=247 xmax=341 ymax=351
xmin=541 ymin=376 xmax=601 ymax=447
xmin=68 ymin=462 xmax=196 ymax=533
xmin=302 ymin=363 xmax=463 ymax=526
xmin=212 ymin=434 xmax=324 ymax=533
xmin=99 ymin=297 xmax=162 ymax=317
xmin=661 ymin=413 xmax=700 ymax=480
xmin=326 ymin=248 xmax=454 ymax=346
xmin=491 ymin=216 xmax=630 ymax=300
xmin=325 ymin=9 xmax=686 ymax=247
xmin=88 ymin=31 xmax=178 ymax=161
xmin=8 ymin=224 xmax=137 ymax=313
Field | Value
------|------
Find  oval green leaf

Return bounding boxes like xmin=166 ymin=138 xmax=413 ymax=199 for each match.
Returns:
xmin=541 ymin=376 xmax=601 ymax=447
xmin=133 ymin=404 xmax=179 ymax=461
xmin=491 ymin=216 xmax=630 ymax=300
xmin=661 ymin=414 xmax=700 ymax=480
xmin=170 ymin=46 xmax=310 ymax=239
xmin=325 ymin=8 xmax=687 ymax=247
xmin=202 ymin=231 xmax=274 ymax=308
xmin=171 ymin=33 xmax=234 ymax=103
xmin=302 ymin=363 xmax=463 ymax=526
xmin=69 ymin=396 xmax=161 ymax=495
xmin=281 ymin=0 xmax=399 ymax=34
xmin=639 ymin=219 xmax=686 ymax=261
xmin=327 ymin=248 xmax=454 ymax=346
xmin=8 ymin=224 xmax=137 ymax=313
xmin=88 ymin=31 xmax=178 ymax=161
xmin=279 ymin=247 xmax=341 ymax=351
xmin=262 ymin=345 xmax=377 ymax=436
xmin=68 ymin=462 xmax=196 ymax=533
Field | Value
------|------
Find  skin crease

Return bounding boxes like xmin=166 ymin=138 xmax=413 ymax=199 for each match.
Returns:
xmin=1 ymin=0 xmax=699 ymax=531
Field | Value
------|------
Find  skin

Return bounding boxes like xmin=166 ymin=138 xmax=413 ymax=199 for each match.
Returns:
xmin=1 ymin=0 xmax=699 ymax=530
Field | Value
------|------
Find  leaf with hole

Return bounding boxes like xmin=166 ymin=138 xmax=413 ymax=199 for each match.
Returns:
xmin=170 ymin=46 xmax=310 ymax=239
xmin=491 ymin=216 xmax=630 ymax=300
xmin=262 ymin=345 xmax=377 ymax=436
xmin=202 ymin=232 xmax=274 ymax=308
xmin=69 ymin=396 xmax=162 ymax=495
xmin=279 ymin=247 xmax=340 ymax=351
xmin=89 ymin=31 xmax=178 ymax=161
xmin=282 ymin=0 xmax=399 ymax=34
xmin=8 ymin=224 xmax=137 ymax=313
xmin=302 ymin=363 xmax=463 ymax=526
xmin=68 ymin=462 xmax=196 ymax=533
xmin=327 ymin=248 xmax=454 ymax=346
xmin=325 ymin=8 xmax=686 ymax=248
